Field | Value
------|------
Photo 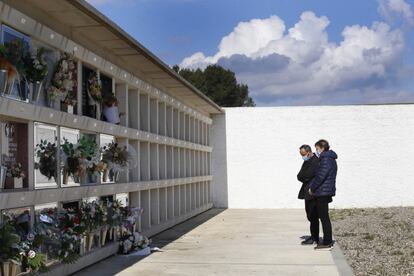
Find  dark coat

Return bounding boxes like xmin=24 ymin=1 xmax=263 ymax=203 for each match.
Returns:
xmin=297 ymin=155 xmax=319 ymax=200
xmin=309 ymin=150 xmax=338 ymax=197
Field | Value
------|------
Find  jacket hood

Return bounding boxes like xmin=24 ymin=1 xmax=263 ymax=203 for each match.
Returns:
xmin=321 ymin=150 xmax=338 ymax=159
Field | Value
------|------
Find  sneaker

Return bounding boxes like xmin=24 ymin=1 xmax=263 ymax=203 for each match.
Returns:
xmin=301 ymin=237 xmax=317 ymax=245
xmin=314 ymin=243 xmax=334 ymax=251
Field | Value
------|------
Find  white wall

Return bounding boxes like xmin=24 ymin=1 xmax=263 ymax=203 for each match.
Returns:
xmin=211 ymin=105 xmax=414 ymax=209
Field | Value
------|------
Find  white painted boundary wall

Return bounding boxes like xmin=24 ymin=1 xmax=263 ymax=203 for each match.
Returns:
xmin=211 ymin=104 xmax=414 ymax=209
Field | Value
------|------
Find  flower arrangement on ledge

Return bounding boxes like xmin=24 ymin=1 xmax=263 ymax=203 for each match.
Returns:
xmin=35 ymin=139 xmax=58 ymax=182
xmin=0 ymin=199 xmax=150 ymax=274
xmin=23 ymin=47 xmax=48 ymax=104
xmin=6 ymin=162 xmax=25 ymax=189
xmin=47 ymin=52 xmax=77 ymax=111
xmin=101 ymin=142 xmax=129 ymax=182
xmin=60 ymin=136 xmax=100 ymax=184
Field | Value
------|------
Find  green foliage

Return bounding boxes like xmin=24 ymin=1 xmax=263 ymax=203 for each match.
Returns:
xmin=25 ymin=252 xmax=47 ymax=272
xmin=35 ymin=139 xmax=58 ymax=181
xmin=0 ymin=223 xmax=21 ymax=262
xmin=173 ymin=64 xmax=255 ymax=107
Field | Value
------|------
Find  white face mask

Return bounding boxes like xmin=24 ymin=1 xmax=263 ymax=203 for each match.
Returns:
xmin=302 ymin=155 xmax=310 ymax=161
xmin=315 ymin=150 xmax=321 ymax=157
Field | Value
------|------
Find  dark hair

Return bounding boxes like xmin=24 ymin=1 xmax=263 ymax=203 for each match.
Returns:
xmin=299 ymin=144 xmax=312 ymax=153
xmin=315 ymin=139 xmax=330 ymax=151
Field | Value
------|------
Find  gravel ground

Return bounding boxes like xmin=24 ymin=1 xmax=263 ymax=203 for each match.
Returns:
xmin=331 ymin=207 xmax=414 ymax=276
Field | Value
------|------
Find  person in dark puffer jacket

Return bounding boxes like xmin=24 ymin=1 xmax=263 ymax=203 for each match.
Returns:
xmin=308 ymin=139 xmax=338 ymax=250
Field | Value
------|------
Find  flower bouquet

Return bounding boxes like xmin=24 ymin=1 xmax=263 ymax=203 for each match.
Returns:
xmin=35 ymin=139 xmax=58 ymax=182
xmin=0 ymin=223 xmax=21 ymax=276
xmin=101 ymin=142 xmax=129 ymax=182
xmin=104 ymin=200 xmax=123 ymax=243
xmin=23 ymin=47 xmax=48 ymax=104
xmin=34 ymin=208 xmax=60 ymax=264
xmin=79 ymin=201 xmax=107 ymax=251
xmin=6 ymin=163 xmax=25 ymax=189
xmin=87 ymin=71 xmax=102 ymax=119
xmin=57 ymin=207 xmax=84 ymax=263
xmin=60 ymin=139 xmax=82 ymax=184
xmin=19 ymin=233 xmax=48 ymax=273
xmin=47 ymin=52 xmax=77 ymax=111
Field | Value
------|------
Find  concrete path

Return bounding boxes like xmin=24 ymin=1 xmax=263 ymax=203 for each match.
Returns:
xmin=75 ymin=209 xmax=353 ymax=276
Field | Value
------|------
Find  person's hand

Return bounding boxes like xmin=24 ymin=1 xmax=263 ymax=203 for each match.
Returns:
xmin=308 ymin=188 xmax=314 ymax=196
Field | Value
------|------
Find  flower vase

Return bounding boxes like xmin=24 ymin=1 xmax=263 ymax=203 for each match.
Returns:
xmin=18 ymin=82 xmax=28 ymax=102
xmin=0 ymin=69 xmax=7 ymax=96
xmin=0 ymin=260 xmax=18 ymax=276
xmin=13 ymin=177 xmax=23 ymax=189
xmin=67 ymin=105 xmax=74 ymax=114
xmin=113 ymin=171 xmax=120 ymax=183
xmin=100 ymin=226 xmax=108 ymax=247
xmin=102 ymin=169 xmax=109 ymax=183
xmin=48 ymin=98 xmax=60 ymax=110
xmin=85 ymin=232 xmax=94 ymax=252
xmin=108 ymin=227 xmax=114 ymax=241
xmin=62 ymin=170 xmax=68 ymax=185
xmin=80 ymin=172 xmax=88 ymax=185
xmin=5 ymin=76 xmax=15 ymax=96
xmin=0 ymin=166 xmax=6 ymax=190
xmin=30 ymin=81 xmax=43 ymax=104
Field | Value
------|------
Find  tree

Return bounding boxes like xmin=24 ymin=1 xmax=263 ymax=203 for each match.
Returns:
xmin=173 ymin=65 xmax=255 ymax=107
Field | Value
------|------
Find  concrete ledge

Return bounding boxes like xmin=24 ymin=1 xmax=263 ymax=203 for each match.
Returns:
xmin=0 ymin=177 xmax=213 ymax=209
xmin=43 ymin=243 xmax=119 ymax=276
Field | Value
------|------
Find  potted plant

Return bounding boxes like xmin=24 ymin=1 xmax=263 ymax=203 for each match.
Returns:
xmin=23 ymin=47 xmax=48 ymax=104
xmin=0 ymin=223 xmax=21 ymax=276
xmin=87 ymin=71 xmax=103 ymax=119
xmin=6 ymin=163 xmax=25 ymax=189
xmin=35 ymin=140 xmax=58 ymax=182
xmin=47 ymin=52 xmax=77 ymax=111
xmin=102 ymin=93 xmax=121 ymax=124
xmin=101 ymin=142 xmax=129 ymax=182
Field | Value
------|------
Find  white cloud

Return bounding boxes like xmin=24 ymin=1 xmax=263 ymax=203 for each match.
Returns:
xmin=180 ymin=0 xmax=413 ymax=106
xmin=378 ymin=0 xmax=414 ymax=26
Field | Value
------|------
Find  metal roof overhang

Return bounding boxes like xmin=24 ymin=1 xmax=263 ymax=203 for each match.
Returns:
xmin=4 ymin=0 xmax=223 ymax=116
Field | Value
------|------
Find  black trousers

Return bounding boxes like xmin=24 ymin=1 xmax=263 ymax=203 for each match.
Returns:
xmin=305 ymin=199 xmax=319 ymax=241
xmin=315 ymin=196 xmax=333 ymax=245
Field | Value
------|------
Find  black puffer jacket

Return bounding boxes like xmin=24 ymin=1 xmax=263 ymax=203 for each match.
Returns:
xmin=309 ymin=150 xmax=338 ymax=197
xmin=297 ymin=155 xmax=319 ymax=200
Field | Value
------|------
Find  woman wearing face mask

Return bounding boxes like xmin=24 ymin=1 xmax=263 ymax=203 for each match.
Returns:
xmin=308 ymin=139 xmax=338 ymax=250
xmin=297 ymin=145 xmax=320 ymax=245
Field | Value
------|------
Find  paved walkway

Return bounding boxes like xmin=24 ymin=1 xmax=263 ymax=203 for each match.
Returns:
xmin=75 ymin=209 xmax=353 ymax=276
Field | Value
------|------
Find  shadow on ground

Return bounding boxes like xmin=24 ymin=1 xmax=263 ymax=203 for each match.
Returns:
xmin=73 ymin=208 xmax=226 ymax=276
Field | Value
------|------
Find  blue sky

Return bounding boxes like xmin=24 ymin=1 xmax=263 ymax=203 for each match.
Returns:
xmin=87 ymin=0 xmax=414 ymax=106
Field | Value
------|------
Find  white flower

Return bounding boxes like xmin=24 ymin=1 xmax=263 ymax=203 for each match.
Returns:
xmin=28 ymin=250 xmax=36 ymax=259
